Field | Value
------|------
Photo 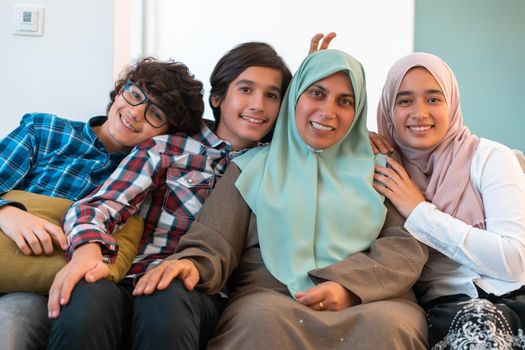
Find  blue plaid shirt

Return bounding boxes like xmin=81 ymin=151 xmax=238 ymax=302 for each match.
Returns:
xmin=0 ymin=113 xmax=128 ymax=209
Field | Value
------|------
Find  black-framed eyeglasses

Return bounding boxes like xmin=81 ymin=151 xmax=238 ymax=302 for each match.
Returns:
xmin=122 ymin=80 xmax=170 ymax=128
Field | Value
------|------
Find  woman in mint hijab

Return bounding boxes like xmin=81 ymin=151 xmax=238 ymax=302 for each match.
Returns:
xmin=135 ymin=49 xmax=429 ymax=349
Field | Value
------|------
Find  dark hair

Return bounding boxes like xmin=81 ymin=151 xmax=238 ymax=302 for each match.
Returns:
xmin=108 ymin=57 xmax=204 ymax=135
xmin=209 ymin=42 xmax=292 ymax=143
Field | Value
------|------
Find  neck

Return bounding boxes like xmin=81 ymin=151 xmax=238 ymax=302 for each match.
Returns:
xmin=92 ymin=124 xmax=131 ymax=153
xmin=215 ymin=126 xmax=257 ymax=151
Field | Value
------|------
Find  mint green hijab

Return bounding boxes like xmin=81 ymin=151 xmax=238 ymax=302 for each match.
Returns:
xmin=234 ymin=49 xmax=387 ymax=295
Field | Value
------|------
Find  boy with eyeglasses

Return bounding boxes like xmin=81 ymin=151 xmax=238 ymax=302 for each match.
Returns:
xmin=0 ymin=57 xmax=204 ymax=350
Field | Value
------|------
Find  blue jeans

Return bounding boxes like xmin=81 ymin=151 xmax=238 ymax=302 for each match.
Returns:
xmin=0 ymin=292 xmax=50 ymax=350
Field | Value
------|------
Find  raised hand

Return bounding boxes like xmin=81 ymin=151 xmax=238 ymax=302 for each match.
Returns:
xmin=308 ymin=32 xmax=337 ymax=54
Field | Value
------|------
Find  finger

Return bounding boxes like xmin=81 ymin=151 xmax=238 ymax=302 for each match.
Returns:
xmin=376 ymin=136 xmax=394 ymax=154
xmin=32 ymin=227 xmax=54 ymax=254
xmin=373 ymin=182 xmax=392 ymax=197
xmin=132 ymin=273 xmax=150 ymax=296
xmin=295 ymin=286 xmax=324 ymax=306
xmin=319 ymin=32 xmax=336 ymax=50
xmin=157 ymin=263 xmax=190 ymax=291
xmin=386 ymin=157 xmax=410 ymax=179
xmin=85 ymin=262 xmax=109 ymax=283
xmin=45 ymin=223 xmax=68 ymax=250
xmin=48 ymin=271 xmax=66 ymax=319
xmin=58 ymin=268 xmax=87 ymax=309
xmin=375 ymin=164 xmax=403 ymax=184
xmin=370 ymin=142 xmax=379 ymax=154
xmin=297 ymin=294 xmax=325 ymax=311
xmin=369 ymin=133 xmax=383 ymax=155
xmin=377 ymin=142 xmax=390 ymax=155
xmin=374 ymin=171 xmax=400 ymax=190
xmin=156 ymin=267 xmax=182 ymax=292
xmin=10 ymin=233 xmax=32 ymax=255
xmin=181 ymin=267 xmax=199 ymax=291
xmin=309 ymin=33 xmax=324 ymax=54
xmin=139 ymin=267 xmax=166 ymax=295
xmin=23 ymin=231 xmax=44 ymax=255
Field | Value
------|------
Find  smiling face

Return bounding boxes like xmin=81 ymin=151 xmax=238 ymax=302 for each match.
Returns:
xmin=393 ymin=67 xmax=450 ymax=150
xmin=213 ymin=66 xmax=283 ymax=151
xmin=98 ymin=89 xmax=169 ymax=152
xmin=295 ymin=71 xmax=355 ymax=150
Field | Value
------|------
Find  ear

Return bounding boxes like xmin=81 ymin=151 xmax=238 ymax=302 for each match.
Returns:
xmin=210 ymin=95 xmax=221 ymax=108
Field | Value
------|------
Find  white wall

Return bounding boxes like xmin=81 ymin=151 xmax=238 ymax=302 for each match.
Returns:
xmin=149 ymin=0 xmax=415 ymax=131
xmin=1 ymin=0 xmax=114 ymax=138
xmin=1 ymin=0 xmax=415 ymax=138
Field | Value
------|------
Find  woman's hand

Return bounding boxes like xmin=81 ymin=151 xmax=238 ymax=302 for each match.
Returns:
xmin=369 ymin=131 xmax=394 ymax=155
xmin=132 ymin=258 xmax=199 ymax=296
xmin=374 ymin=157 xmax=425 ymax=218
xmin=308 ymin=32 xmax=337 ymax=54
xmin=295 ymin=281 xmax=360 ymax=311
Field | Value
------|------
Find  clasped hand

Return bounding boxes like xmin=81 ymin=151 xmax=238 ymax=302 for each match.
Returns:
xmin=296 ymin=281 xmax=360 ymax=312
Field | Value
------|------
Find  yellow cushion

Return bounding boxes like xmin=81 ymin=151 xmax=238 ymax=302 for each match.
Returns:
xmin=0 ymin=190 xmax=143 ymax=294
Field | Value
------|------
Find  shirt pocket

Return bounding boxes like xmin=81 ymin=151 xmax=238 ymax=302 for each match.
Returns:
xmin=163 ymin=168 xmax=215 ymax=220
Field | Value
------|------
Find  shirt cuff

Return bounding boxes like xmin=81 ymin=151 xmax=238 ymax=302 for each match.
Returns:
xmin=0 ymin=199 xmax=27 ymax=211
xmin=404 ymin=201 xmax=465 ymax=257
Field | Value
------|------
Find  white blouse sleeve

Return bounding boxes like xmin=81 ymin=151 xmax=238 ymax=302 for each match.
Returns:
xmin=404 ymin=139 xmax=525 ymax=283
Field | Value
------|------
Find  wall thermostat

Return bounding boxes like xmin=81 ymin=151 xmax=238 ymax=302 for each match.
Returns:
xmin=14 ymin=5 xmax=45 ymax=36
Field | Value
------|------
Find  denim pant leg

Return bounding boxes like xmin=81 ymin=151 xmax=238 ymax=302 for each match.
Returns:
xmin=132 ymin=279 xmax=225 ymax=350
xmin=48 ymin=279 xmax=132 ymax=350
xmin=0 ymin=292 xmax=50 ymax=350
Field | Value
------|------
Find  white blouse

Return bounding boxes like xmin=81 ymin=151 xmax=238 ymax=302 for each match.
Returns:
xmin=405 ymin=138 xmax=525 ymax=303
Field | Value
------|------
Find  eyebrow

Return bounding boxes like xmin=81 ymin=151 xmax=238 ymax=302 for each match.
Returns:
xmin=396 ymin=89 xmax=444 ymax=98
xmin=235 ymin=79 xmax=282 ymax=94
xmin=310 ymin=83 xmax=354 ymax=98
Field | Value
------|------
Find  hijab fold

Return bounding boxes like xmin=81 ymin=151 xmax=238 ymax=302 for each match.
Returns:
xmin=377 ymin=53 xmax=485 ymax=228
xmin=234 ymin=50 xmax=387 ymax=295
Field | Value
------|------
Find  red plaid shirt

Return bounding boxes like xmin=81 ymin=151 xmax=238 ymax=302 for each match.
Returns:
xmin=64 ymin=123 xmax=240 ymax=276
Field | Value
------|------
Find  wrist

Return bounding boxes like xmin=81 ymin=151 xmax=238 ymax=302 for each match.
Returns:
xmin=71 ymin=242 xmax=103 ymax=262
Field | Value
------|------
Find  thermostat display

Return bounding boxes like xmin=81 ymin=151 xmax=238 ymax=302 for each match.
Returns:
xmin=14 ymin=5 xmax=45 ymax=36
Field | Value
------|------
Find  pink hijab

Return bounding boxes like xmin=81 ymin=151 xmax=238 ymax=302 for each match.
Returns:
xmin=377 ymin=52 xmax=485 ymax=228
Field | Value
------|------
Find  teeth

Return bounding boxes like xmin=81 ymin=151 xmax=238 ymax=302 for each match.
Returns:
xmin=409 ymin=125 xmax=432 ymax=132
xmin=120 ymin=115 xmax=139 ymax=132
xmin=311 ymin=121 xmax=334 ymax=131
xmin=241 ymin=115 xmax=264 ymax=124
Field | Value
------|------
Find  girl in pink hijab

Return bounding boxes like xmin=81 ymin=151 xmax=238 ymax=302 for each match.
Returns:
xmin=374 ymin=52 xmax=525 ymax=349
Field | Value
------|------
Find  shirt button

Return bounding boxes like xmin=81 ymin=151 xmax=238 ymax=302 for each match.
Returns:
xmin=188 ymin=178 xmax=193 ymax=183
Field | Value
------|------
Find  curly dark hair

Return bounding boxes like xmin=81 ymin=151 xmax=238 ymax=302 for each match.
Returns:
xmin=108 ymin=57 xmax=204 ymax=134
xmin=209 ymin=42 xmax=292 ymax=143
